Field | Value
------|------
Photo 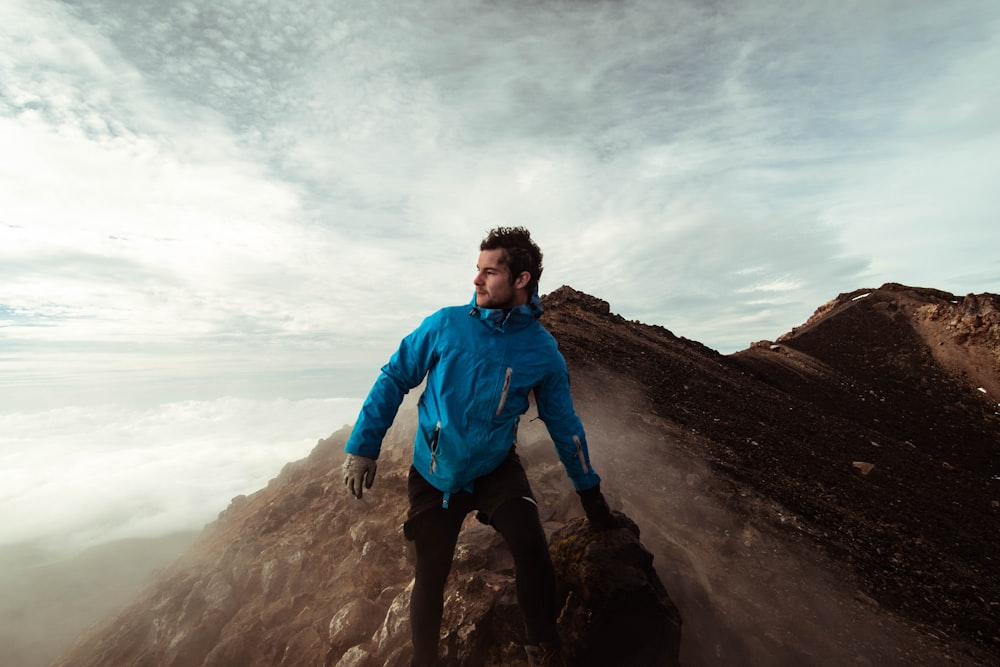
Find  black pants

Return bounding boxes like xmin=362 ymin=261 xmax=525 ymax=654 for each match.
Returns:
xmin=405 ymin=456 xmax=558 ymax=667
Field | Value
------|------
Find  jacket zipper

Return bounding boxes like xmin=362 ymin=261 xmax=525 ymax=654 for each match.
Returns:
xmin=495 ymin=367 xmax=512 ymax=416
xmin=429 ymin=421 xmax=441 ymax=474
xmin=429 ymin=422 xmax=451 ymax=508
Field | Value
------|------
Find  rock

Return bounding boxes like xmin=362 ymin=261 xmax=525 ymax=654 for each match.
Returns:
xmin=333 ymin=645 xmax=371 ymax=667
xmin=853 ymin=461 xmax=875 ymax=476
xmin=550 ymin=514 xmax=682 ymax=667
xmin=438 ymin=570 xmax=521 ymax=665
xmin=375 ymin=582 xmax=413 ymax=657
xmin=328 ymin=598 xmax=383 ymax=652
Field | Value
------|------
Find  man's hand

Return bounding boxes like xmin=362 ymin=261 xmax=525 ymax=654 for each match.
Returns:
xmin=577 ymin=484 xmax=619 ymax=531
xmin=343 ymin=454 xmax=378 ymax=499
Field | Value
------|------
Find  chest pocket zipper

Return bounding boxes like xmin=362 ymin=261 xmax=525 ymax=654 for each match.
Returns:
xmin=495 ymin=367 xmax=513 ymax=416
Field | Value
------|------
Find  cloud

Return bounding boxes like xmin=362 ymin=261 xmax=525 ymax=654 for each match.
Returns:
xmin=0 ymin=397 xmax=360 ymax=555
xmin=1 ymin=1 xmax=995 ymax=424
xmin=820 ymin=30 xmax=1000 ymax=292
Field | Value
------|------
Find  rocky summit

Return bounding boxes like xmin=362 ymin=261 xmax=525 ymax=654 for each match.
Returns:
xmin=53 ymin=283 xmax=998 ymax=666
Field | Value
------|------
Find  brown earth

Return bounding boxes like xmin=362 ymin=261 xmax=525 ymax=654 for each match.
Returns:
xmin=50 ymin=283 xmax=999 ymax=666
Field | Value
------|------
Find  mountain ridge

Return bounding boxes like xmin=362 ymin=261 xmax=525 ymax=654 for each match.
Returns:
xmin=543 ymin=282 xmax=998 ymax=658
xmin=50 ymin=283 xmax=999 ymax=666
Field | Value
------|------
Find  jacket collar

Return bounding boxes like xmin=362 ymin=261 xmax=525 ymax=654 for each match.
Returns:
xmin=468 ymin=288 xmax=543 ymax=331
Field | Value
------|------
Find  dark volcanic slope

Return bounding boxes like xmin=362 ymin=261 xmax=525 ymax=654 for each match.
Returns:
xmin=541 ymin=284 xmax=999 ymax=659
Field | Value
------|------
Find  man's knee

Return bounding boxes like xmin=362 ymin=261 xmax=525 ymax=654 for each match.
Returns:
xmin=492 ymin=495 xmax=540 ymax=528
xmin=492 ymin=497 xmax=548 ymax=552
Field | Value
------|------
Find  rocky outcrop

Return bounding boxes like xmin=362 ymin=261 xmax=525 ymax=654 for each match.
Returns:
xmin=775 ymin=283 xmax=1000 ymax=398
xmin=544 ymin=285 xmax=612 ymax=316
xmin=551 ymin=515 xmax=682 ymax=667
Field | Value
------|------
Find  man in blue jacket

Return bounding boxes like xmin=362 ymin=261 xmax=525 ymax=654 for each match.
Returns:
xmin=342 ymin=226 xmax=615 ymax=667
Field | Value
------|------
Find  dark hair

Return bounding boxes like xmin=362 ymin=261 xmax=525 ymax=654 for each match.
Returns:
xmin=480 ymin=226 xmax=544 ymax=294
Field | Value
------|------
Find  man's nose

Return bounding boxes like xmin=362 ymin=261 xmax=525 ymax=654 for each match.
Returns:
xmin=473 ymin=271 xmax=484 ymax=286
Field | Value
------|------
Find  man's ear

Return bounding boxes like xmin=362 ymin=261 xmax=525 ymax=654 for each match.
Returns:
xmin=514 ymin=271 xmax=531 ymax=289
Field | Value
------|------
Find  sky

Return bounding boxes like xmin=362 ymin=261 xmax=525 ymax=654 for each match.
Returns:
xmin=2 ymin=0 xmax=999 ymax=555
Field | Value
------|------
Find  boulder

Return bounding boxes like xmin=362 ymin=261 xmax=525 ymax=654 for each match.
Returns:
xmin=551 ymin=514 xmax=682 ymax=667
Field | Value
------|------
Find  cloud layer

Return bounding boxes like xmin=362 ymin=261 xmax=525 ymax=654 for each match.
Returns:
xmin=0 ymin=397 xmax=360 ymax=553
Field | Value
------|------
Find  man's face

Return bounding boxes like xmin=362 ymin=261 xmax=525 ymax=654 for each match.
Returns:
xmin=474 ymin=249 xmax=528 ymax=310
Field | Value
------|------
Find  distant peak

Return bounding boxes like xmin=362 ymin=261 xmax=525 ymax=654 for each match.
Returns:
xmin=541 ymin=286 xmax=611 ymax=315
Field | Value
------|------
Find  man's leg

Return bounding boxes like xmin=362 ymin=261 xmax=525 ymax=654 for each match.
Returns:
xmin=407 ymin=506 xmax=465 ymax=667
xmin=490 ymin=497 xmax=559 ymax=646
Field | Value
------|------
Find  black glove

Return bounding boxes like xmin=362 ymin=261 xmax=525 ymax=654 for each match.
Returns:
xmin=577 ymin=484 xmax=618 ymax=531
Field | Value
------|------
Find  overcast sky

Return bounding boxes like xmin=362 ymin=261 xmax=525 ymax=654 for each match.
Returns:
xmin=2 ymin=0 xmax=999 ymax=551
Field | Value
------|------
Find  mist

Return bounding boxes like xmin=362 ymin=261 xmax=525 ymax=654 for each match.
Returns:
xmin=0 ymin=396 xmax=361 ymax=557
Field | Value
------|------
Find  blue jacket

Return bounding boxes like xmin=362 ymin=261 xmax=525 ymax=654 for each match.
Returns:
xmin=345 ymin=291 xmax=601 ymax=504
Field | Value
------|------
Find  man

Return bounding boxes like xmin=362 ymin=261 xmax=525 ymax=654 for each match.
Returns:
xmin=342 ymin=226 xmax=615 ymax=667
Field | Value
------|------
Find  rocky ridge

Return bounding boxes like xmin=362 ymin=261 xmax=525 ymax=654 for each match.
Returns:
xmin=51 ymin=283 xmax=999 ymax=666
xmin=544 ymin=283 xmax=999 ymax=659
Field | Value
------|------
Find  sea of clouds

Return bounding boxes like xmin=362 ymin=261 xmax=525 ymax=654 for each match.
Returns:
xmin=0 ymin=396 xmax=361 ymax=559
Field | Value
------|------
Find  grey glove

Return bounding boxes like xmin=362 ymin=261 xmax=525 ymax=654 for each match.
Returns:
xmin=343 ymin=454 xmax=378 ymax=499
